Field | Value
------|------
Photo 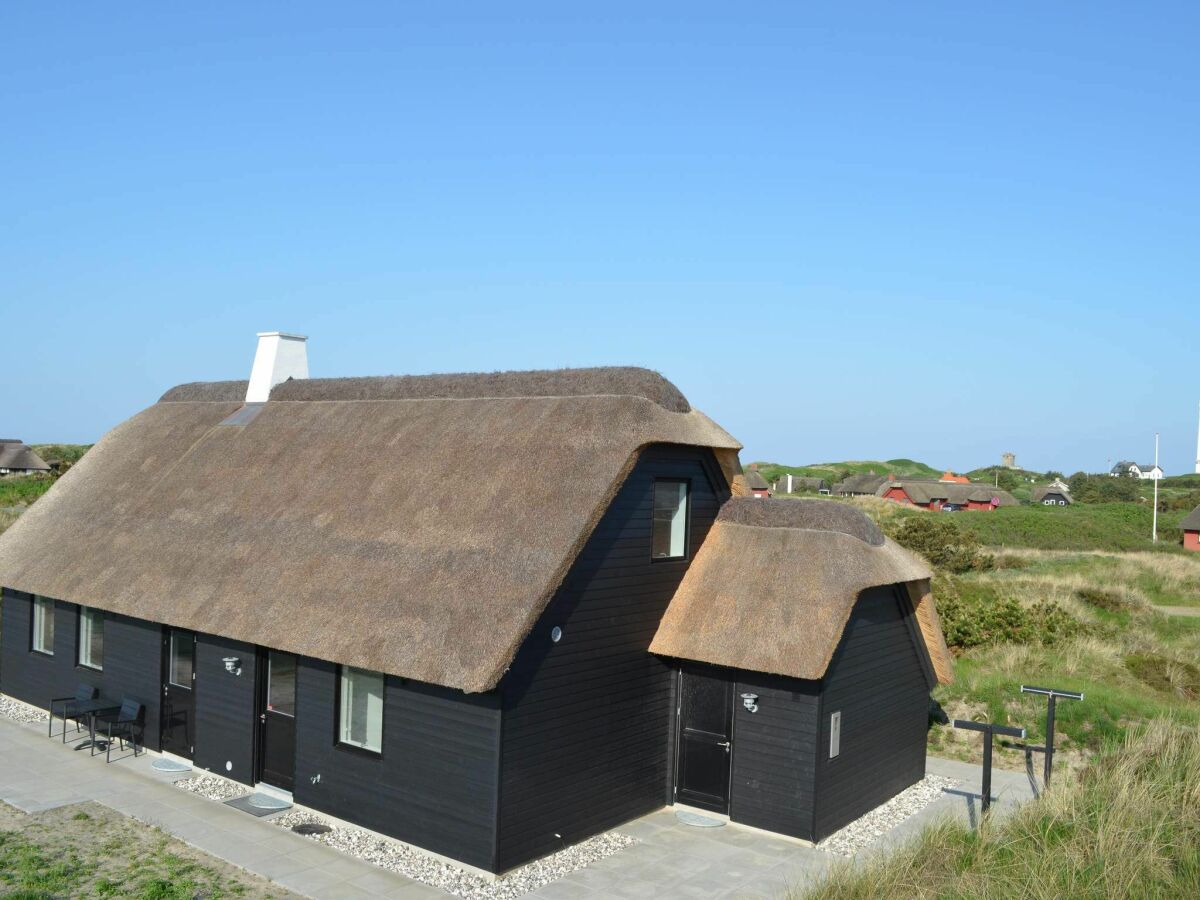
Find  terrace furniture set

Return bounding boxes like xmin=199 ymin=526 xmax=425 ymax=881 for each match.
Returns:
xmin=49 ymin=683 xmax=145 ymax=762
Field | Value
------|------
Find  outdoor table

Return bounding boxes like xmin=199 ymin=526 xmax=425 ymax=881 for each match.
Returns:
xmin=60 ymin=699 xmax=121 ymax=751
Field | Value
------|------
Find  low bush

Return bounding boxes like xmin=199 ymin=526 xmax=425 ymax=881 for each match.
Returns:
xmin=888 ymin=516 xmax=994 ymax=574
xmin=1075 ymin=586 xmax=1130 ymax=612
xmin=936 ymin=580 xmax=1077 ymax=651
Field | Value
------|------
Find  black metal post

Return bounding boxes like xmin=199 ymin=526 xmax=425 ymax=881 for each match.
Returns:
xmin=953 ymin=719 xmax=1026 ymax=818
xmin=1020 ymin=685 xmax=1082 ymax=787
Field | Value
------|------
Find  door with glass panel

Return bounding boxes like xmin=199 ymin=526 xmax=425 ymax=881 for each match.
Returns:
xmin=256 ymin=650 xmax=296 ymax=791
xmin=160 ymin=629 xmax=196 ymax=758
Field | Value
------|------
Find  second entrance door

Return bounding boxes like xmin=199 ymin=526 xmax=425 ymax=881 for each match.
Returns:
xmin=675 ymin=664 xmax=734 ymax=814
xmin=256 ymin=650 xmax=296 ymax=792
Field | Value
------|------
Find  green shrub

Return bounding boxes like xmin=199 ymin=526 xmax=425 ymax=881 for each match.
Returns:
xmin=936 ymin=581 xmax=1077 ymax=651
xmin=1076 ymin=587 xmax=1130 ymax=612
xmin=888 ymin=516 xmax=994 ymax=574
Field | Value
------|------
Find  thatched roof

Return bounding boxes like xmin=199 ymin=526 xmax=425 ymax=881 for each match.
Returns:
xmin=1031 ymin=485 xmax=1072 ymax=504
xmin=879 ymin=480 xmax=1018 ymax=507
xmin=744 ymin=468 xmax=770 ymax=491
xmin=832 ymin=473 xmax=888 ymax=495
xmin=0 ymin=368 xmax=739 ymax=693
xmin=0 ymin=441 xmax=49 ymax=473
xmin=650 ymin=498 xmax=952 ymax=684
xmin=1182 ymin=505 xmax=1200 ymax=532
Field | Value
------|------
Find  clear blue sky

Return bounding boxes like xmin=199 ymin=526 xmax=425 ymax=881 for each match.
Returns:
xmin=3 ymin=4 xmax=1197 ymax=474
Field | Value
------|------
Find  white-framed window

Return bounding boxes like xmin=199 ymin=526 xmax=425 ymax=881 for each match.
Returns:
xmin=31 ymin=596 xmax=54 ymax=655
xmin=652 ymin=479 xmax=689 ymax=560
xmin=338 ymin=666 xmax=384 ymax=753
xmin=78 ymin=607 xmax=104 ymax=670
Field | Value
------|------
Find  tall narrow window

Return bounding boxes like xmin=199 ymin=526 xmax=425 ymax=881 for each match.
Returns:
xmin=338 ymin=666 xmax=384 ymax=753
xmin=31 ymin=596 xmax=54 ymax=655
xmin=78 ymin=607 xmax=104 ymax=670
xmin=652 ymin=479 xmax=689 ymax=560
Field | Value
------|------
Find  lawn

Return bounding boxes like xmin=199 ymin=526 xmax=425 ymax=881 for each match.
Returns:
xmin=799 ymin=717 xmax=1200 ymax=899
xmin=0 ymin=800 xmax=293 ymax=899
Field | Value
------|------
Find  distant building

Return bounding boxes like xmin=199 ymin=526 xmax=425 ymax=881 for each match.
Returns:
xmin=1047 ymin=477 xmax=1071 ymax=492
xmin=1110 ymin=461 xmax=1163 ymax=480
xmin=1031 ymin=485 xmax=1072 ymax=506
xmin=1183 ymin=505 xmax=1200 ymax=552
xmin=938 ymin=471 xmax=970 ymax=484
xmin=0 ymin=440 xmax=50 ymax=477
xmin=773 ymin=474 xmax=830 ymax=495
xmin=1001 ymin=452 xmax=1016 ymax=469
xmin=743 ymin=464 xmax=771 ymax=498
xmin=877 ymin=480 xmax=1018 ymax=511
xmin=831 ymin=472 xmax=889 ymax=497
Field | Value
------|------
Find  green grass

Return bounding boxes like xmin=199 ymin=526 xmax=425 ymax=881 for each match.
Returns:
xmin=29 ymin=443 xmax=91 ymax=466
xmin=947 ymin=502 xmax=1187 ymax=552
xmin=753 ymin=458 xmax=943 ymax=485
xmin=0 ymin=475 xmax=56 ymax=509
xmin=801 ymin=717 xmax=1200 ymax=899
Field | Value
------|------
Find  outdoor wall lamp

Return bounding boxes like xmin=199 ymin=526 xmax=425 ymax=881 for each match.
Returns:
xmin=741 ymin=692 xmax=759 ymax=713
xmin=222 ymin=656 xmax=242 ymax=676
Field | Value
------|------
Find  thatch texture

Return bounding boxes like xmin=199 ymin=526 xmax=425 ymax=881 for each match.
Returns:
xmin=159 ymin=381 xmax=250 ymax=402
xmin=879 ymin=480 xmax=1018 ymax=507
xmin=831 ymin=473 xmax=889 ymax=495
xmin=650 ymin=499 xmax=952 ymax=683
xmin=1181 ymin=505 xmax=1200 ymax=532
xmin=0 ymin=441 xmax=50 ymax=473
xmin=905 ymin=579 xmax=954 ymax=684
xmin=717 ymin=496 xmax=883 ymax=544
xmin=0 ymin=375 xmax=739 ymax=693
xmin=1031 ymin=486 xmax=1072 ymax=504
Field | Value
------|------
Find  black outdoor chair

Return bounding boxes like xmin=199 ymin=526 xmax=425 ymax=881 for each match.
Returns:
xmin=48 ymin=683 xmax=99 ymax=741
xmin=93 ymin=698 xmax=145 ymax=762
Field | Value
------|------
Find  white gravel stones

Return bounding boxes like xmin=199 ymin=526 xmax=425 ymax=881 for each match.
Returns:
xmin=271 ymin=810 xmax=636 ymax=899
xmin=818 ymin=774 xmax=957 ymax=857
xmin=0 ymin=694 xmax=47 ymax=724
xmin=174 ymin=775 xmax=249 ymax=802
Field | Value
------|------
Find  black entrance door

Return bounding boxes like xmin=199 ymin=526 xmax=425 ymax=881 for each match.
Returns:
xmin=675 ymin=665 xmax=734 ymax=813
xmin=256 ymin=650 xmax=296 ymax=792
xmin=161 ymin=629 xmax=196 ymax=759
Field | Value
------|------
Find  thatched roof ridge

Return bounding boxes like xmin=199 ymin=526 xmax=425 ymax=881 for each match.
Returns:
xmin=160 ymin=380 xmax=250 ymax=402
xmin=718 ymin=497 xmax=884 ymax=545
xmin=1182 ymin=505 xmax=1200 ymax=531
xmin=879 ymin=480 xmax=1018 ymax=507
xmin=0 ymin=376 xmax=738 ymax=693
xmin=1031 ymin=485 xmax=1072 ymax=504
xmin=0 ymin=441 xmax=50 ymax=472
xmin=832 ymin=473 xmax=888 ymax=495
xmin=650 ymin=506 xmax=952 ymax=684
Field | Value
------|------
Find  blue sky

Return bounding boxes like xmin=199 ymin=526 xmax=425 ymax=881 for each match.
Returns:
xmin=3 ymin=4 xmax=1197 ymax=473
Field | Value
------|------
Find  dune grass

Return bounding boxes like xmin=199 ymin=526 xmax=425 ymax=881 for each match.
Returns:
xmin=799 ymin=717 xmax=1200 ymax=899
xmin=949 ymin=503 xmax=1187 ymax=553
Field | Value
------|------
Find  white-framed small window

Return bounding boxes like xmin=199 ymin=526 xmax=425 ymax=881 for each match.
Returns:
xmin=78 ymin=607 xmax=104 ymax=670
xmin=829 ymin=710 xmax=842 ymax=759
xmin=31 ymin=596 xmax=54 ymax=655
xmin=652 ymin=479 xmax=689 ymax=560
xmin=338 ymin=666 xmax=384 ymax=754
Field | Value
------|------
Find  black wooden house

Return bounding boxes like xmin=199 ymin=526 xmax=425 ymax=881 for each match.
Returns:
xmin=0 ymin=343 xmax=951 ymax=873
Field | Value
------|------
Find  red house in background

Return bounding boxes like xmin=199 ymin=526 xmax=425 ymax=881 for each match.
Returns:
xmin=877 ymin=476 xmax=1017 ymax=511
xmin=743 ymin=464 xmax=771 ymax=498
xmin=1183 ymin=505 xmax=1200 ymax=552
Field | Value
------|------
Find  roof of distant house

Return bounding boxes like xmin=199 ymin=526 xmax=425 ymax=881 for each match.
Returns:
xmin=879 ymin=480 xmax=1019 ymax=507
xmin=743 ymin=466 xmax=770 ymax=491
xmin=0 ymin=441 xmax=50 ymax=473
xmin=1031 ymin=485 xmax=1073 ymax=504
xmin=650 ymin=498 xmax=952 ymax=684
xmin=832 ymin=473 xmax=890 ymax=494
xmin=1181 ymin=505 xmax=1200 ymax=532
xmin=0 ymin=367 xmax=741 ymax=693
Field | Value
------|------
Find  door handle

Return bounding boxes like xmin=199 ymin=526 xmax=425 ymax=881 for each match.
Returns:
xmin=716 ymin=741 xmax=730 ymax=748
xmin=259 ymin=713 xmax=266 ymax=723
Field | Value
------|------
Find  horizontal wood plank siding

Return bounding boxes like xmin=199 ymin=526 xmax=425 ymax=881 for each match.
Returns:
xmin=813 ymin=585 xmax=931 ymax=840
xmin=194 ymin=635 xmax=259 ymax=785
xmin=496 ymin=444 xmax=727 ymax=872
xmin=729 ymin=671 xmax=820 ymax=840
xmin=1 ymin=589 xmax=164 ymax=750
xmin=292 ymin=657 xmax=502 ymax=870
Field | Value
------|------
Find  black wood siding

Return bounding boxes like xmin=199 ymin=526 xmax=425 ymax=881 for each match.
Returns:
xmin=292 ymin=657 xmax=502 ymax=871
xmin=729 ymin=671 xmax=820 ymax=840
xmin=496 ymin=444 xmax=727 ymax=871
xmin=812 ymin=585 xmax=930 ymax=840
xmin=0 ymin=589 xmax=163 ymax=750
xmin=194 ymin=635 xmax=259 ymax=785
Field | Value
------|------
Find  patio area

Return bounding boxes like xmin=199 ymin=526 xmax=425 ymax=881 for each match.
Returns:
xmin=0 ymin=710 xmax=1036 ymax=899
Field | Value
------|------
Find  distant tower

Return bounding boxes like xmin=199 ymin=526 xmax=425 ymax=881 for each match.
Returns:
xmin=1002 ymin=452 xmax=1016 ymax=470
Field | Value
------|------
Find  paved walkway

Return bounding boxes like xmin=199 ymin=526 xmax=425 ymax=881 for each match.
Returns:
xmin=0 ymin=714 xmax=1036 ymax=899
xmin=1154 ymin=604 xmax=1200 ymax=617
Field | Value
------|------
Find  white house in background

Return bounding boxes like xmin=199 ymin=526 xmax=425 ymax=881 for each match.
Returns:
xmin=0 ymin=440 xmax=50 ymax=477
xmin=1109 ymin=460 xmax=1163 ymax=480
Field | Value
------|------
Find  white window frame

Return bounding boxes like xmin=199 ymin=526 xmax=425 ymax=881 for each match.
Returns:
xmin=651 ymin=479 xmax=690 ymax=561
xmin=31 ymin=596 xmax=54 ymax=655
xmin=78 ymin=606 xmax=104 ymax=671
xmin=338 ymin=666 xmax=384 ymax=754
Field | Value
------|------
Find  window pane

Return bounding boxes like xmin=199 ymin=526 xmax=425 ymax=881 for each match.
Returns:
xmin=169 ymin=633 xmax=194 ymax=686
xmin=267 ymin=652 xmax=296 ymax=717
xmin=652 ymin=481 xmax=688 ymax=559
xmin=339 ymin=666 xmax=383 ymax=752
xmin=79 ymin=608 xmax=104 ymax=670
xmin=32 ymin=597 xmax=54 ymax=654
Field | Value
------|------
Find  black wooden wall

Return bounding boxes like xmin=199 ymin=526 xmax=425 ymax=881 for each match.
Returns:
xmin=194 ymin=634 xmax=259 ymax=785
xmin=292 ymin=658 xmax=502 ymax=871
xmin=812 ymin=585 xmax=931 ymax=840
xmin=495 ymin=444 xmax=727 ymax=871
xmin=0 ymin=589 xmax=163 ymax=750
xmin=729 ymin=670 xmax=820 ymax=840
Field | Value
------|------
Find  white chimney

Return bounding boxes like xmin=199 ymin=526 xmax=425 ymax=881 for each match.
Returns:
xmin=246 ymin=332 xmax=308 ymax=402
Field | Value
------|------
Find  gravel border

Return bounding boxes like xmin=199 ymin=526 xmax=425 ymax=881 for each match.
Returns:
xmin=271 ymin=810 xmax=636 ymax=899
xmin=173 ymin=775 xmax=250 ymax=802
xmin=0 ymin=694 xmax=47 ymax=725
xmin=817 ymin=774 xmax=957 ymax=857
